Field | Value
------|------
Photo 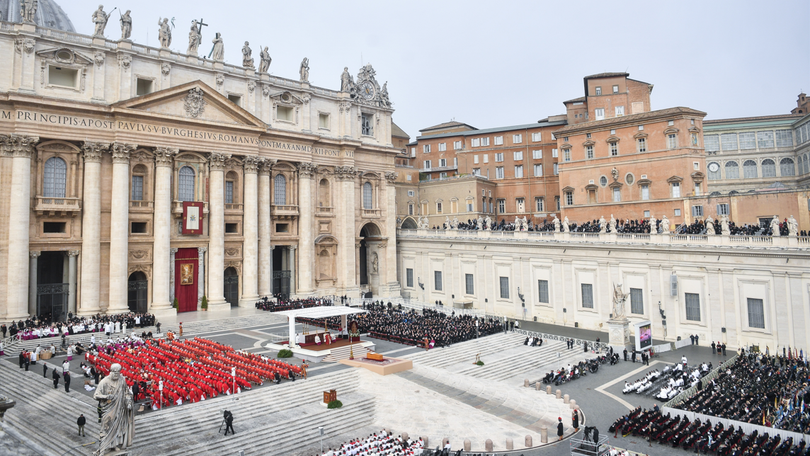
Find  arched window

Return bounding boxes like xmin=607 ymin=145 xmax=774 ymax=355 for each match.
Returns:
xmin=780 ymin=158 xmax=795 ymax=176
xmin=743 ymin=160 xmax=758 ymax=179
xmin=43 ymin=157 xmax=67 ymax=198
xmin=363 ymin=182 xmax=373 ymax=209
xmin=274 ymin=174 xmax=286 ymax=205
xmin=762 ymin=159 xmax=776 ymax=177
xmin=724 ymin=161 xmax=739 ymax=179
xmin=707 ymin=162 xmax=721 ymax=180
xmin=178 ymin=166 xmax=195 ymax=201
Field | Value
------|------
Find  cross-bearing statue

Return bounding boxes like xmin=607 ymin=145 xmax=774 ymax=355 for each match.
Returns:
xmin=612 ymin=283 xmax=629 ymax=320
xmin=187 ymin=20 xmax=202 ymax=55
xmin=93 ymin=363 xmax=134 ymax=455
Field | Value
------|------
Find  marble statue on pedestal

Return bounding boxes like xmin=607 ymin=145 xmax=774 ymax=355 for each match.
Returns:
xmin=417 ymin=216 xmax=429 ymax=229
xmin=476 ymin=216 xmax=483 ymax=230
xmin=788 ymin=215 xmax=798 ymax=236
xmin=562 ymin=216 xmax=570 ymax=233
xmin=612 ymin=283 xmax=629 ymax=320
xmin=649 ymin=215 xmax=657 ymax=234
xmin=259 ymin=47 xmax=272 ymax=73
xmin=599 ymin=216 xmax=606 ymax=233
xmin=720 ymin=215 xmax=730 ymax=235
xmin=158 ymin=17 xmax=172 ymax=48
xmin=608 ymin=214 xmax=617 ymax=233
xmin=242 ymin=41 xmax=254 ymax=68
xmin=92 ymin=5 xmax=110 ymax=37
xmin=484 ymin=216 xmax=492 ymax=230
xmin=770 ymin=215 xmax=780 ymax=237
xmin=553 ymin=216 xmax=560 ymax=232
xmin=20 ymin=0 xmax=37 ymax=23
xmin=451 ymin=216 xmax=459 ymax=230
xmin=705 ymin=216 xmax=714 ymax=235
xmin=299 ymin=58 xmax=310 ymax=83
xmin=211 ymin=33 xmax=224 ymax=61
xmin=93 ymin=364 xmax=134 ymax=455
xmin=119 ymin=10 xmax=132 ymax=40
xmin=661 ymin=215 xmax=670 ymax=234
xmin=188 ymin=20 xmax=202 ymax=55
xmin=340 ymin=67 xmax=354 ymax=92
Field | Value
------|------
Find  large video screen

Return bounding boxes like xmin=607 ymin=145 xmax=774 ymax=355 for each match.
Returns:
xmin=634 ymin=320 xmax=653 ymax=351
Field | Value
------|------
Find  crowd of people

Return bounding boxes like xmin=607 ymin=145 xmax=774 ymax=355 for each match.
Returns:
xmin=611 ymin=406 xmax=805 ymax=455
xmin=314 ymin=430 xmax=425 ymax=456
xmin=1 ymin=312 xmax=157 ymax=341
xmin=256 ymin=296 xmax=335 ymax=312
xmin=84 ymin=335 xmax=303 ymax=410
xmin=677 ymin=353 xmax=810 ymax=433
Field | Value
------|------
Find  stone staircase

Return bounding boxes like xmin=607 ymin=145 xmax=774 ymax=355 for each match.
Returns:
xmin=127 ymin=369 xmax=364 ymax=455
xmin=322 ymin=343 xmax=374 ymax=363
xmin=403 ymin=332 xmax=526 ymax=368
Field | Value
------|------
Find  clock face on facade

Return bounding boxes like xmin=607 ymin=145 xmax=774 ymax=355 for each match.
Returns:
xmin=359 ymin=81 xmax=375 ymax=100
xmin=708 ymin=162 xmax=719 ymax=173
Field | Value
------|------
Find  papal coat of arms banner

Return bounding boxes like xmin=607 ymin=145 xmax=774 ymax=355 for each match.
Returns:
xmin=182 ymin=201 xmax=204 ymax=235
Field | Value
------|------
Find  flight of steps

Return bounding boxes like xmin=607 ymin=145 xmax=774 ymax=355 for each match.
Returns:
xmin=127 ymin=369 xmax=365 ymax=455
xmin=322 ymin=343 xmax=374 ymax=362
xmin=453 ymin=340 xmax=579 ymax=380
xmin=0 ymin=359 xmax=98 ymax=456
xmin=403 ymin=332 xmax=526 ymax=368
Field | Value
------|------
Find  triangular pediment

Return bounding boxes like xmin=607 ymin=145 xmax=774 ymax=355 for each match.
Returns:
xmin=112 ymin=81 xmax=266 ymax=128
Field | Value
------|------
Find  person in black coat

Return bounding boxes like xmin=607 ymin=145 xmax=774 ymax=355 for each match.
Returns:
xmin=557 ymin=417 xmax=564 ymax=441
xmin=77 ymin=414 xmax=86 ymax=437
xmin=63 ymin=370 xmax=71 ymax=393
xmin=223 ymin=410 xmax=235 ymax=435
xmin=43 ymin=363 xmax=48 ymax=378
xmin=52 ymin=368 xmax=60 ymax=389
xmin=18 ymin=351 xmax=25 ymax=369
xmin=572 ymin=409 xmax=580 ymax=430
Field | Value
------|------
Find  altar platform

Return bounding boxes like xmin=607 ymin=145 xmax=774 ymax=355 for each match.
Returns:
xmin=339 ymin=355 xmax=413 ymax=376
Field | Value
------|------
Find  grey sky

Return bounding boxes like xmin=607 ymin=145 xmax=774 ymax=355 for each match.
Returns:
xmin=63 ymin=0 xmax=809 ymax=139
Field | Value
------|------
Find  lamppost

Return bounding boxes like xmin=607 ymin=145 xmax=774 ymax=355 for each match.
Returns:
xmin=319 ymin=426 xmax=324 ymax=453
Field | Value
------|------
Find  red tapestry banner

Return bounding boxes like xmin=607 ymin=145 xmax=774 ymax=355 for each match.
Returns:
xmin=182 ymin=201 xmax=204 ymax=235
xmin=174 ymin=248 xmax=198 ymax=313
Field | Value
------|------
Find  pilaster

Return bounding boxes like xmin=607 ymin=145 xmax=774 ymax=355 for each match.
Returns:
xmin=108 ymin=142 xmax=137 ymax=313
xmin=78 ymin=141 xmax=109 ymax=315
xmin=297 ymin=162 xmax=316 ymax=295
xmin=207 ymin=152 xmax=230 ymax=311
xmin=258 ymin=160 xmax=274 ymax=297
xmin=240 ymin=155 xmax=261 ymax=306
xmin=150 ymin=147 xmax=177 ymax=318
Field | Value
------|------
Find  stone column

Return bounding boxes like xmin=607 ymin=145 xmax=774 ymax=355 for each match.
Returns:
xmin=258 ymin=160 xmax=274 ymax=297
xmin=28 ymin=251 xmax=39 ymax=316
xmin=68 ymin=251 xmax=79 ymax=315
xmin=5 ymin=135 xmax=38 ymax=320
xmin=108 ymin=142 xmax=136 ymax=313
xmin=169 ymin=248 xmax=178 ymax=303
xmin=79 ymin=141 xmax=108 ymax=316
xmin=297 ymin=162 xmax=316 ymax=295
xmin=335 ymin=166 xmax=358 ymax=296
xmin=240 ymin=156 xmax=261 ymax=306
xmin=207 ymin=152 xmax=230 ymax=311
xmin=197 ymin=247 xmax=206 ymax=305
xmin=150 ymin=147 xmax=177 ymax=317
xmin=289 ymin=246 xmax=297 ymax=296
xmin=384 ymin=172 xmax=399 ymax=297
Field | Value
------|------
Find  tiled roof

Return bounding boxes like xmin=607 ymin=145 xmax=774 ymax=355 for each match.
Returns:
xmin=416 ymin=120 xmax=567 ymax=141
xmin=703 ymin=113 xmax=802 ymax=125
xmin=563 ymin=96 xmax=586 ymax=104
xmin=391 ymin=121 xmax=410 ymax=139
xmin=584 ymin=72 xmax=629 ymax=79
xmin=553 ymin=107 xmax=706 ymax=134
xmin=419 ymin=121 xmax=478 ymax=133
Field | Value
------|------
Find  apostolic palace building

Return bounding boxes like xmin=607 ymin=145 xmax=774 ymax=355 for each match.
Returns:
xmin=2 ymin=2 xmax=810 ymax=353
xmin=0 ymin=2 xmax=401 ymax=322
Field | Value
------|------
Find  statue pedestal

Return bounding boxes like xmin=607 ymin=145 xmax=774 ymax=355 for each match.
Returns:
xmin=607 ymin=318 xmax=630 ymax=351
xmin=92 ymin=37 xmax=107 ymax=47
xmin=260 ymin=73 xmax=270 ymax=81
xmin=159 ymin=49 xmax=171 ymax=58
xmin=213 ymin=61 xmax=224 ymax=70
xmin=118 ymin=40 xmax=132 ymax=50
xmin=245 ymin=69 xmax=256 ymax=77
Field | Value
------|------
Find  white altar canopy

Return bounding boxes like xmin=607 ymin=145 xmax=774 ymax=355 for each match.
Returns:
xmin=276 ymin=306 xmax=367 ymax=348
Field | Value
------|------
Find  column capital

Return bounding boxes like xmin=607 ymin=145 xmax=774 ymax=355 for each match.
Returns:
xmin=82 ymin=141 xmax=110 ymax=162
xmin=290 ymin=245 xmax=297 ymax=252
xmin=111 ymin=142 xmax=137 ymax=163
xmin=1 ymin=134 xmax=40 ymax=158
xmin=334 ymin=165 xmax=358 ymax=180
xmin=170 ymin=248 xmax=179 ymax=254
xmin=259 ymin=159 xmax=276 ymax=175
xmin=154 ymin=147 xmax=178 ymax=167
xmin=298 ymin=162 xmax=317 ymax=177
xmin=68 ymin=250 xmax=80 ymax=257
xmin=243 ymin=155 xmax=262 ymax=174
xmin=339 ymin=101 xmax=352 ymax=113
xmin=209 ymin=152 xmax=230 ymax=171
xmin=198 ymin=247 xmax=208 ymax=254
xmin=29 ymin=251 xmax=41 ymax=258
xmin=384 ymin=171 xmax=398 ymax=183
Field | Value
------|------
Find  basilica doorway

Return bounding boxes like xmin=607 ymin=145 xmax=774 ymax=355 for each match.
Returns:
xmin=127 ymin=272 xmax=148 ymax=314
xmin=359 ymin=223 xmax=382 ymax=296
xmin=272 ymin=247 xmax=291 ymax=299
xmin=224 ymin=267 xmax=239 ymax=307
xmin=36 ymin=251 xmax=68 ymax=321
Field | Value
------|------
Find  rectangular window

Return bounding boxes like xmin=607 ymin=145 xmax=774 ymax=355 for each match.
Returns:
xmin=747 ymin=298 xmax=765 ymax=329
xmin=535 ymin=197 xmax=544 ymax=212
xmin=612 ymin=85 xmax=619 ymax=93
xmin=563 ymin=149 xmax=571 ymax=162
xmin=513 ymin=151 xmax=523 ymax=161
xmin=641 ymin=184 xmax=649 ymax=201
xmin=434 ymin=271 xmax=443 ymax=291
xmin=495 ymin=153 xmax=504 ymax=162
xmin=721 ymin=133 xmax=738 ymax=151
xmin=514 ymin=165 xmax=524 ymax=178
xmin=494 ymin=136 xmax=504 ymax=145
xmin=318 ymin=113 xmax=330 ymax=129
xmin=565 ymin=191 xmax=573 ymax=206
xmin=595 ymin=108 xmax=605 ymax=120
xmin=738 ymin=132 xmax=756 ymax=150
xmin=277 ymin=106 xmax=294 ymax=122
xmin=674 ymin=208 xmax=681 ymax=216
xmin=227 ymin=94 xmax=242 ymax=106
xmin=410 ymin=147 xmax=416 ymax=157
xmin=552 ymin=149 xmax=558 ymax=158
xmin=692 ymin=205 xmax=703 ymax=217
xmin=717 ymin=203 xmax=729 ymax=215
xmin=667 ymin=134 xmax=678 ymax=149
xmin=704 ymin=135 xmax=719 ymax=152
xmin=423 ymin=160 xmax=431 ymax=169
xmin=637 ymin=138 xmax=647 ymax=153
xmin=538 ymin=280 xmax=549 ymax=303
xmin=423 ymin=144 xmax=431 ymax=153
xmin=136 ymin=78 xmax=154 ymax=96
xmin=483 ymin=154 xmax=489 ymax=164
xmin=595 ymin=86 xmax=602 ymax=95
xmin=581 ymin=283 xmax=594 ymax=308
xmin=615 ymin=106 xmax=624 ymax=117
xmin=361 ymin=114 xmax=374 ymax=135
xmin=131 ymin=222 xmax=147 ymax=234
xmin=757 ymin=131 xmax=774 ymax=149
xmin=586 ymin=145 xmax=594 ymax=159
xmin=555 ymin=196 xmax=560 ymax=211
xmin=466 ymin=201 xmax=473 ymax=212
xmin=406 ymin=268 xmax=414 ymax=288
xmin=694 ymin=183 xmax=701 ymax=196
xmin=609 ymin=143 xmax=619 ymax=156
xmin=553 ymin=163 xmax=559 ymax=175
xmin=465 ymin=274 xmax=474 ymax=295
xmin=499 ymin=277 xmax=509 ymax=299
xmin=516 ymin=197 xmax=525 ymax=212
xmin=644 ymin=210 xmax=650 ymax=217
xmin=43 ymin=221 xmax=66 ymax=233
xmin=472 ymin=138 xmax=480 ymax=147
xmin=495 ymin=167 xmax=504 ymax=179
xmin=671 ymin=182 xmax=681 ymax=198
xmin=533 ymin=164 xmax=543 ymax=176
xmin=472 ymin=168 xmax=480 ymax=176
xmin=532 ymin=132 xmax=542 ymax=142
xmin=532 ymin=149 xmax=542 ymax=159
xmin=408 ymin=204 xmax=414 ymax=215
xmin=131 ymin=175 xmax=143 ymax=201
xmin=454 ymin=140 xmax=463 ymax=150
xmin=612 ymin=187 xmax=621 ymax=202
xmin=439 ymin=172 xmax=447 ymax=179
xmin=439 ymin=158 xmax=447 ymax=167
xmin=225 ymin=223 xmax=238 ymax=234
xmin=481 ymin=137 xmax=490 ymax=146
xmin=473 ymin=155 xmax=479 ymax=164
xmin=630 ymin=288 xmax=644 ymax=315
xmin=775 ymin=130 xmax=793 ymax=148
xmin=225 ymin=181 xmax=234 ymax=204
xmin=438 ymin=143 xmax=447 ymax=152
xmin=497 ymin=199 xmax=505 ymax=213
xmin=513 ymin=134 xmax=523 ymax=144
xmin=436 ymin=201 xmax=442 ymax=213
xmin=685 ymin=292 xmax=701 ymax=321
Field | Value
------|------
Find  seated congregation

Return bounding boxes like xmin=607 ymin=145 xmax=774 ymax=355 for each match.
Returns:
xmin=2 ymin=312 xmax=156 ymax=341
xmin=315 ymin=430 xmax=425 ymax=456
xmin=85 ymin=336 xmax=302 ymax=409
xmin=256 ymin=296 xmax=335 ymax=312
